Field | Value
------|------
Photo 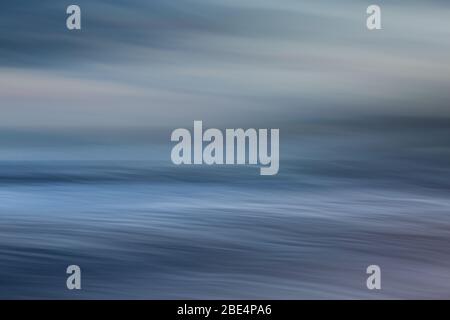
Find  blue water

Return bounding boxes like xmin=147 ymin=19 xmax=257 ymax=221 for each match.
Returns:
xmin=1 ymin=125 xmax=450 ymax=299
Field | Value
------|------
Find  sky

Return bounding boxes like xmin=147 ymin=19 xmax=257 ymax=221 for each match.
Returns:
xmin=0 ymin=0 xmax=450 ymax=130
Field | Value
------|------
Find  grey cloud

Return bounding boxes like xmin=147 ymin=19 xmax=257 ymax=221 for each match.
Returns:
xmin=0 ymin=0 xmax=449 ymax=129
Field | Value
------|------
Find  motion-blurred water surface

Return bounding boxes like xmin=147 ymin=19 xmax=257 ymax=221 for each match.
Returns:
xmin=1 ymin=120 xmax=449 ymax=299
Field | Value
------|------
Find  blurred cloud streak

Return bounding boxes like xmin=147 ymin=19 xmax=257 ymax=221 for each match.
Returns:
xmin=0 ymin=0 xmax=449 ymax=129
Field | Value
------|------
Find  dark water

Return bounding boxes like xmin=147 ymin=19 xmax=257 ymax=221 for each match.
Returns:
xmin=1 ymin=122 xmax=450 ymax=299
